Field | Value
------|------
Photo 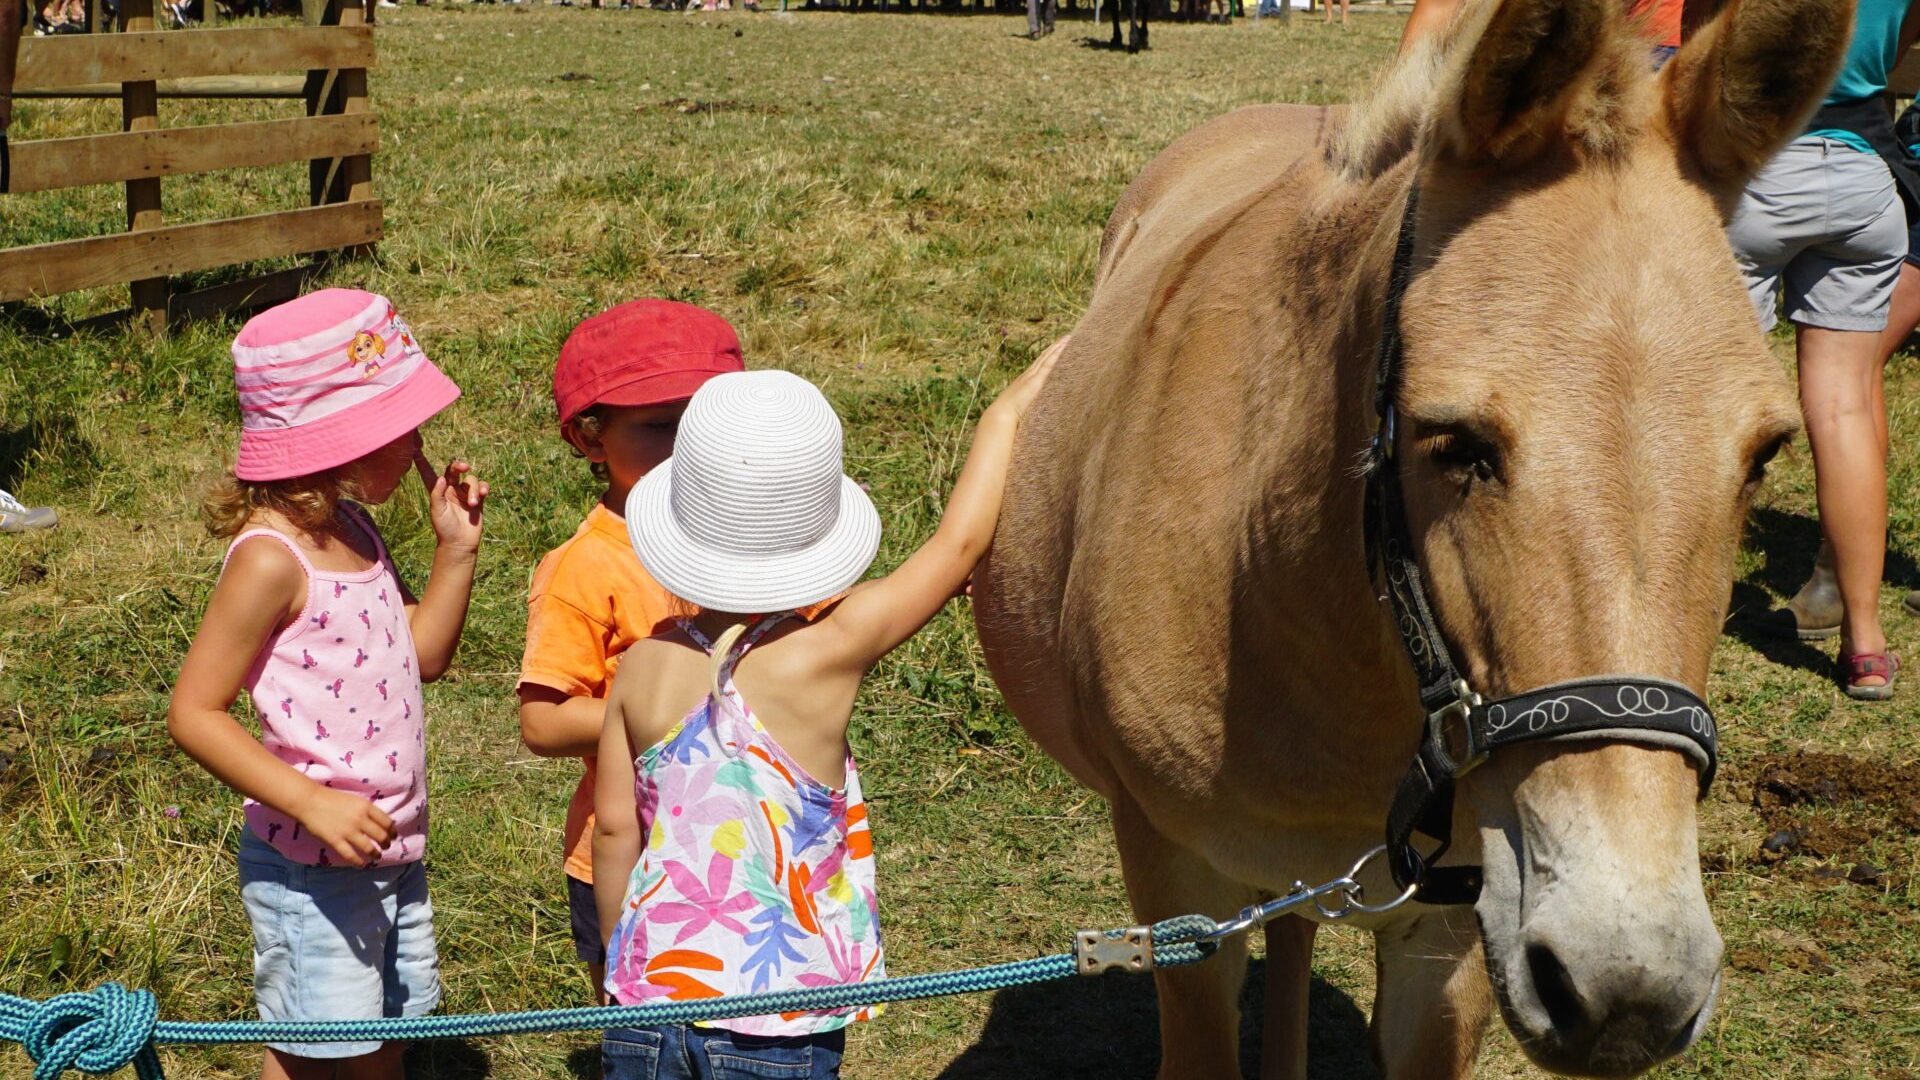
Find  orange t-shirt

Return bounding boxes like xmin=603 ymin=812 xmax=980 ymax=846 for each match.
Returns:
xmin=1626 ymin=0 xmax=1681 ymax=47
xmin=520 ymin=504 xmax=679 ymax=885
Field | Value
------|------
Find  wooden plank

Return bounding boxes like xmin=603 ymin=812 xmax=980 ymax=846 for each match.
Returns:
xmin=121 ymin=0 xmax=165 ymax=334
xmin=8 ymin=114 xmax=380 ymax=192
xmin=15 ymin=76 xmax=309 ymax=98
xmin=0 ymin=200 xmax=383 ymax=301
xmin=167 ymin=264 xmax=323 ymax=325
xmin=16 ymin=26 xmax=373 ymax=91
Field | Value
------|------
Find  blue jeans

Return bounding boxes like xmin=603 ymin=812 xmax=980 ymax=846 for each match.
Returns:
xmin=603 ymin=1025 xmax=845 ymax=1080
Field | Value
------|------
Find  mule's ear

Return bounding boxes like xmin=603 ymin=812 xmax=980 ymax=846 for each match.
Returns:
xmin=1434 ymin=0 xmax=1617 ymax=166
xmin=1661 ymin=0 xmax=1854 ymax=204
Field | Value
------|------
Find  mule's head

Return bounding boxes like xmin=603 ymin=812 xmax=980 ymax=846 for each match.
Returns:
xmin=1377 ymin=0 xmax=1850 ymax=1073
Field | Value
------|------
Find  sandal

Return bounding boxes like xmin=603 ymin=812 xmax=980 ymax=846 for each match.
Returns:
xmin=1841 ymin=650 xmax=1899 ymax=701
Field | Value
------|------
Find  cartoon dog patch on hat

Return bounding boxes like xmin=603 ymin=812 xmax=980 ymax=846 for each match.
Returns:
xmin=348 ymin=330 xmax=386 ymax=379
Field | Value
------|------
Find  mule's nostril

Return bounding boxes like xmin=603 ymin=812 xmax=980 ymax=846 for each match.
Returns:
xmin=1527 ymin=942 xmax=1592 ymax=1038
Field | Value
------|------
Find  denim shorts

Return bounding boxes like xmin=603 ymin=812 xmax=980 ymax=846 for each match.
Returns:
xmin=603 ymin=1024 xmax=846 ymax=1080
xmin=1728 ymin=137 xmax=1906 ymax=333
xmin=237 ymin=830 xmax=441 ymax=1059
xmin=568 ymin=874 xmax=606 ymax=966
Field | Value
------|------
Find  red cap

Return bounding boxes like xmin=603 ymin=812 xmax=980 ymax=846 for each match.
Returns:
xmin=552 ymin=300 xmax=746 ymax=426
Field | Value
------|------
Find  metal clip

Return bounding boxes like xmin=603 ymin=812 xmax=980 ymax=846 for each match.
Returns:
xmin=1427 ymin=678 xmax=1485 ymax=778
xmin=1074 ymin=927 xmax=1152 ymax=975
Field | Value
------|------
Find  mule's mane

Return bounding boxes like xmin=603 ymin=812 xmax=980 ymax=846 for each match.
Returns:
xmin=1327 ymin=0 xmax=1654 ymax=182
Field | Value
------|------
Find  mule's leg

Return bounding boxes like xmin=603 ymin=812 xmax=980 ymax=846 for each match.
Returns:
xmin=1113 ymin=794 xmax=1253 ymax=1080
xmin=1370 ymin=907 xmax=1492 ymax=1080
xmin=1259 ymin=915 xmax=1316 ymax=1080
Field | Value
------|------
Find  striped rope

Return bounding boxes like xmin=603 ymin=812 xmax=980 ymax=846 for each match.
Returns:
xmin=0 ymin=915 xmax=1219 ymax=1079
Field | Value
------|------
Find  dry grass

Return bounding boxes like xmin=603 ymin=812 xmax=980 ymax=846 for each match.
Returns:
xmin=1 ymin=7 xmax=1916 ymax=1079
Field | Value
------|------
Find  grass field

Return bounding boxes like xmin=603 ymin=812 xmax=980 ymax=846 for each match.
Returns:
xmin=2 ymin=7 xmax=1918 ymax=1079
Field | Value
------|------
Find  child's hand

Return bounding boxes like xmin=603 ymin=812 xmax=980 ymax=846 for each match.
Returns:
xmin=416 ymin=451 xmax=488 ymax=554
xmin=295 ymin=785 xmax=396 ymax=867
xmin=987 ymin=334 xmax=1069 ymax=424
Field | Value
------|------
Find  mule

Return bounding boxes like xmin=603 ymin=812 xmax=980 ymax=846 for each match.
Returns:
xmin=972 ymin=0 xmax=1851 ymax=1075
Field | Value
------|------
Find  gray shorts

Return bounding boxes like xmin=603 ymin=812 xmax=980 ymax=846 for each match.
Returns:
xmin=1727 ymin=137 xmax=1905 ymax=333
xmin=238 ymin=830 xmax=441 ymax=1059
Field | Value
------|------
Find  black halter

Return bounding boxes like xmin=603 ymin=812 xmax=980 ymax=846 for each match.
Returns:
xmin=1365 ymin=186 xmax=1720 ymax=906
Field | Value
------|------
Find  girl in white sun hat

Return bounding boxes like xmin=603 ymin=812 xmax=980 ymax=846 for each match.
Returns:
xmin=591 ymin=337 xmax=1065 ymax=1080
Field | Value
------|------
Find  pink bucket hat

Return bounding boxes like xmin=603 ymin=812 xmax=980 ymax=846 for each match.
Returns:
xmin=231 ymin=289 xmax=461 ymax=481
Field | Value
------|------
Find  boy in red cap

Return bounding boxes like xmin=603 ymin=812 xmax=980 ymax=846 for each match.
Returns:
xmin=518 ymin=300 xmax=743 ymax=1000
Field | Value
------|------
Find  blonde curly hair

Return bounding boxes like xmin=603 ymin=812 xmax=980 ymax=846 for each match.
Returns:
xmin=201 ymin=469 xmax=365 ymax=539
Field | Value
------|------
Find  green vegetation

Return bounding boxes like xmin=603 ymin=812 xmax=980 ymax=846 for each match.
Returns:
xmin=1 ymin=8 xmax=1915 ymax=1078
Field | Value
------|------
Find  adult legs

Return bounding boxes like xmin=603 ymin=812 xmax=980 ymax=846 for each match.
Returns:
xmin=1789 ymin=261 xmax=1919 ymax=633
xmin=1798 ymin=324 xmax=1891 ymax=684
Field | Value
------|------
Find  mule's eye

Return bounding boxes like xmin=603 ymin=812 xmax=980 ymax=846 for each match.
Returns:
xmin=1425 ymin=428 xmax=1501 ymax=486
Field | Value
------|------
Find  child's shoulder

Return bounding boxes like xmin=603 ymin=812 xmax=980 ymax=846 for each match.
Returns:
xmin=531 ymin=506 xmax=650 ymax=591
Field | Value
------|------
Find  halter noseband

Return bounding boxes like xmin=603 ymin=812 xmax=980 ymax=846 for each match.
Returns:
xmin=1364 ymin=186 xmax=1719 ymax=906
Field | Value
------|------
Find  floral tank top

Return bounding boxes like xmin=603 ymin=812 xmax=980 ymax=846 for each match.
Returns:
xmin=604 ymin=616 xmax=885 ymax=1037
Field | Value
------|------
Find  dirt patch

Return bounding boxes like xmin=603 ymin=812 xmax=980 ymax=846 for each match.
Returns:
xmin=1728 ymin=929 xmax=1835 ymax=976
xmin=653 ymin=98 xmax=774 ymax=115
xmin=1753 ymin=751 xmax=1920 ymax=823
xmin=1748 ymin=751 xmax=1920 ymax=884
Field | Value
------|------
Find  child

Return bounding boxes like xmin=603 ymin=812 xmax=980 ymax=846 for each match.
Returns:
xmin=168 ymin=289 xmax=488 ymax=1080
xmin=593 ymin=339 xmax=1065 ymax=1079
xmin=518 ymin=299 xmax=744 ymax=1001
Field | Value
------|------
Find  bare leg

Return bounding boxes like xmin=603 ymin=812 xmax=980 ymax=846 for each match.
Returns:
xmin=1797 ymin=325 xmax=1890 ymax=682
xmin=1370 ymin=907 xmax=1490 ymax=1080
xmin=1113 ymin=794 xmax=1253 ymax=1080
xmin=1873 ymin=262 xmax=1920 ymax=457
xmin=262 ymin=1049 xmax=334 ymax=1080
xmin=1259 ymin=916 xmax=1317 ymax=1080
xmin=591 ymin=961 xmax=608 ymax=1005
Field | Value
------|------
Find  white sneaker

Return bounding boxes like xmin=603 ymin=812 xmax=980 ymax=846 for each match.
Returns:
xmin=0 ymin=488 xmax=57 ymax=532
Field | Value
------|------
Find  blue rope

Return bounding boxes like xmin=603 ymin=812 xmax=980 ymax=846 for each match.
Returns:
xmin=0 ymin=915 xmax=1219 ymax=1079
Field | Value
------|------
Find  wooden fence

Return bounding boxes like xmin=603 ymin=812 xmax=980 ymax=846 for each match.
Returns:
xmin=0 ymin=0 xmax=379 ymax=331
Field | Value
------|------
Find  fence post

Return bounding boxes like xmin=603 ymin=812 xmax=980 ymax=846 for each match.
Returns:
xmin=306 ymin=0 xmax=374 ymax=260
xmin=119 ymin=0 xmax=167 ymax=333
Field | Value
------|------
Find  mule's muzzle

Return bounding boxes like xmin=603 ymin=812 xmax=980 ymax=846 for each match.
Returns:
xmin=1502 ymin=910 xmax=1723 ymax=1077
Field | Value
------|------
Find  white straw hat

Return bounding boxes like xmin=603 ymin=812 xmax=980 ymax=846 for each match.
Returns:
xmin=626 ymin=370 xmax=881 ymax=613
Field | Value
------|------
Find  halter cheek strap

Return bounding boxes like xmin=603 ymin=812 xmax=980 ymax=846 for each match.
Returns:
xmin=1362 ymin=185 xmax=1720 ymax=906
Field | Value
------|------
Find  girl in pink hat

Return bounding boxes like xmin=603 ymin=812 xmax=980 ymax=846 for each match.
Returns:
xmin=166 ymin=289 xmax=488 ymax=1080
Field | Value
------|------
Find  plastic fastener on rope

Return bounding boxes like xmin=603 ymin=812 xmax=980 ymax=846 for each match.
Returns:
xmin=21 ymin=984 xmax=161 ymax=1080
xmin=1073 ymin=927 xmax=1152 ymax=975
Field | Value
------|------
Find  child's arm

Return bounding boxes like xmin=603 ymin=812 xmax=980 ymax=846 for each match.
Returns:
xmin=405 ymin=453 xmax=490 ymax=683
xmin=168 ymin=540 xmax=396 ymax=867
xmin=517 ymin=686 xmax=607 ymax=758
xmin=592 ymin=677 xmax=644 ymax=953
xmin=824 ymin=335 xmax=1067 ymax=669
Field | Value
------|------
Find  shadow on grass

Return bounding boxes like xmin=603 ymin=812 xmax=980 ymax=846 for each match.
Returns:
xmin=0 ymin=416 xmax=95 ymax=492
xmin=566 ymin=1045 xmax=601 ymax=1080
xmin=406 ymin=1038 xmax=494 ymax=1079
xmin=935 ymin=959 xmax=1375 ymax=1079
xmin=1725 ymin=507 xmax=1920 ymax=677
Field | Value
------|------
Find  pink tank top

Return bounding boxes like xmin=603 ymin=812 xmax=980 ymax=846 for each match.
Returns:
xmin=227 ymin=506 xmax=427 ymax=867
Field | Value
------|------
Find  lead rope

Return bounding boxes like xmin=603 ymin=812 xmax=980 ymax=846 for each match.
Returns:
xmin=0 ymin=846 xmax=1421 ymax=1079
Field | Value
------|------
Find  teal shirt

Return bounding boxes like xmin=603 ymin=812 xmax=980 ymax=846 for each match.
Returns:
xmin=1806 ymin=0 xmax=1909 ymax=153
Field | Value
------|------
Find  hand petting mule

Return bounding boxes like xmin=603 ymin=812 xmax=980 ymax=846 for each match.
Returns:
xmin=974 ymin=0 xmax=1850 ymax=1076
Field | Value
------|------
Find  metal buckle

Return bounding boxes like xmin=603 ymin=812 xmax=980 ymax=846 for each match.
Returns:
xmin=1074 ymin=927 xmax=1152 ymax=975
xmin=1427 ymin=678 xmax=1486 ymax=777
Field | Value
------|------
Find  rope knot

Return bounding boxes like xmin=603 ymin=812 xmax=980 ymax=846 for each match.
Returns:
xmin=22 ymin=984 xmax=158 ymax=1080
